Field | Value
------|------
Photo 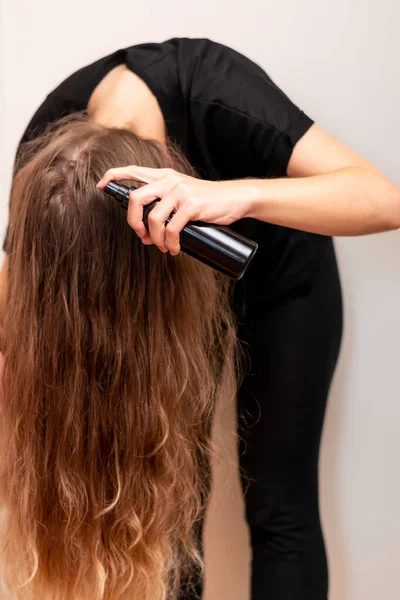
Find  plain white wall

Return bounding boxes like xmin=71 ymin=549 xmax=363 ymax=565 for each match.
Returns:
xmin=1 ymin=1 xmax=399 ymax=599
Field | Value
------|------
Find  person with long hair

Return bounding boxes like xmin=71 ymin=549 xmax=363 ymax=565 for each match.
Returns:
xmin=0 ymin=115 xmax=241 ymax=599
xmin=0 ymin=37 xmax=399 ymax=600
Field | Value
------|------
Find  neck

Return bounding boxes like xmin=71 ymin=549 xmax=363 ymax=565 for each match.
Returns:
xmin=87 ymin=65 xmax=167 ymax=145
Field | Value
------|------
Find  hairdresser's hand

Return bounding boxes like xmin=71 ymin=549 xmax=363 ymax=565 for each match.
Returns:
xmin=97 ymin=166 xmax=256 ymax=255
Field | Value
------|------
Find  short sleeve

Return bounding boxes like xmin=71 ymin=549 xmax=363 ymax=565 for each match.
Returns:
xmin=182 ymin=38 xmax=314 ymax=180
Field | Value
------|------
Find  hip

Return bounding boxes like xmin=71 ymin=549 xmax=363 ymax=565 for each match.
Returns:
xmin=230 ymin=228 xmax=342 ymax=323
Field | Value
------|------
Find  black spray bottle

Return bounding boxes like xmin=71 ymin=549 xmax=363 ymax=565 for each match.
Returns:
xmin=103 ymin=181 xmax=258 ymax=280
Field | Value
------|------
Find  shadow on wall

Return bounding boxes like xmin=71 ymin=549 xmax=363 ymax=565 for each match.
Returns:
xmin=203 ymin=373 xmax=251 ymax=600
xmin=319 ymin=327 xmax=352 ymax=599
xmin=319 ymin=238 xmax=354 ymax=600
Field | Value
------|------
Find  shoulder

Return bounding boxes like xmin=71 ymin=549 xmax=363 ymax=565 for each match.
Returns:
xmin=171 ymin=37 xmax=261 ymax=70
xmin=175 ymin=38 xmax=308 ymax=133
xmin=173 ymin=37 xmax=268 ymax=96
xmin=174 ymin=39 xmax=313 ymax=177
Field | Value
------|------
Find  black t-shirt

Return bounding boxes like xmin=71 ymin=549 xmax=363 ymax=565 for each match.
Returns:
xmin=6 ymin=37 xmax=325 ymax=320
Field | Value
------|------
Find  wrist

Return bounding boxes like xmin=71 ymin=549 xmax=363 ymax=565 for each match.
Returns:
xmin=241 ymin=179 xmax=265 ymax=219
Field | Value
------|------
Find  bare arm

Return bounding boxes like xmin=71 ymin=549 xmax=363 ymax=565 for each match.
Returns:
xmin=247 ymin=124 xmax=400 ymax=235
xmin=97 ymin=124 xmax=400 ymax=255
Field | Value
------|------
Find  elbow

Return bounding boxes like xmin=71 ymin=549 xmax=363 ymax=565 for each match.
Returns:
xmin=366 ymin=170 xmax=400 ymax=233
xmin=374 ymin=201 xmax=400 ymax=234
xmin=393 ymin=191 xmax=400 ymax=230
xmin=385 ymin=188 xmax=400 ymax=231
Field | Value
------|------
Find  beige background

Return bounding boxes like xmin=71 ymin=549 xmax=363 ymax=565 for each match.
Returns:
xmin=1 ymin=1 xmax=400 ymax=599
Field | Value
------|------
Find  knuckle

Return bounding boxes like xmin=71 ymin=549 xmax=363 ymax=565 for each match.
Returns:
xmin=148 ymin=211 xmax=159 ymax=225
xmin=166 ymin=175 xmax=179 ymax=188
xmin=130 ymin=188 xmax=141 ymax=201
xmin=166 ymin=222 xmax=176 ymax=234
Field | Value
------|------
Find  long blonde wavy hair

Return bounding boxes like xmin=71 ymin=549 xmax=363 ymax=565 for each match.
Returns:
xmin=0 ymin=114 xmax=243 ymax=599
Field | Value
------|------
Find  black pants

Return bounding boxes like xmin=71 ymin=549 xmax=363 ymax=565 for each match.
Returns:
xmin=180 ymin=236 xmax=343 ymax=599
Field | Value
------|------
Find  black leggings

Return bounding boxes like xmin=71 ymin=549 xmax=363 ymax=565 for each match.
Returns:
xmin=180 ymin=235 xmax=343 ymax=600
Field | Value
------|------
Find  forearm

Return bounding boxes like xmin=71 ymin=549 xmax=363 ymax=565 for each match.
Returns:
xmin=246 ymin=166 xmax=400 ymax=236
